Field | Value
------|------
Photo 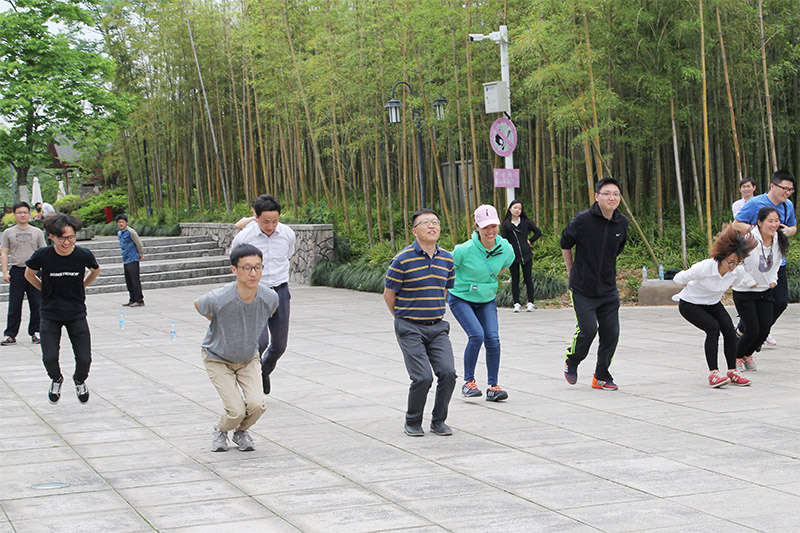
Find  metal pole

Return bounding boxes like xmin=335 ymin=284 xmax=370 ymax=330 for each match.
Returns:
xmin=499 ymin=25 xmax=514 ymax=208
xmin=414 ymin=108 xmax=426 ymax=208
xmin=143 ymin=139 xmax=153 ymax=217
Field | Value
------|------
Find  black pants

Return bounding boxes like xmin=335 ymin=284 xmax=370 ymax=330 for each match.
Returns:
xmin=123 ymin=261 xmax=144 ymax=304
xmin=772 ymin=265 xmax=788 ymax=326
xmin=565 ymin=290 xmax=620 ymax=382
xmin=510 ymin=261 xmax=534 ymax=305
xmin=40 ymin=317 xmax=92 ymax=384
xmin=4 ymin=265 xmax=41 ymax=338
xmin=733 ymin=290 xmax=774 ymax=358
xmin=260 ymin=283 xmax=290 ymax=376
xmin=394 ymin=318 xmax=457 ymax=426
xmin=678 ymin=300 xmax=736 ymax=371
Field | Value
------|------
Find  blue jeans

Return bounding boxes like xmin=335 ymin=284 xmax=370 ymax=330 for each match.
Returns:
xmin=448 ymin=294 xmax=500 ymax=386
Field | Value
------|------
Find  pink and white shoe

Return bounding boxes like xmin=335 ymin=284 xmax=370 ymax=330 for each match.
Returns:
xmin=735 ymin=358 xmax=745 ymax=372
xmin=727 ymin=370 xmax=751 ymax=386
xmin=708 ymin=370 xmax=730 ymax=388
xmin=764 ymin=335 xmax=777 ymax=346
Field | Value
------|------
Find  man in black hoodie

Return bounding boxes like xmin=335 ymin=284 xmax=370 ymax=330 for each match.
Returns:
xmin=560 ymin=177 xmax=629 ymax=390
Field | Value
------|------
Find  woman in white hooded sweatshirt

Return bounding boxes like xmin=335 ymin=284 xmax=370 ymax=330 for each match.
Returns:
xmin=732 ymin=206 xmax=787 ymax=372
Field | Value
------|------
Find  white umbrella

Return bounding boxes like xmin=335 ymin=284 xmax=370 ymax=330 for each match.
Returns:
xmin=31 ymin=177 xmax=43 ymax=205
xmin=57 ymin=180 xmax=66 ymax=200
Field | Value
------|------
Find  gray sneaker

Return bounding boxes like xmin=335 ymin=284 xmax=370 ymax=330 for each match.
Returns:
xmin=211 ymin=429 xmax=229 ymax=452
xmin=232 ymin=430 xmax=255 ymax=451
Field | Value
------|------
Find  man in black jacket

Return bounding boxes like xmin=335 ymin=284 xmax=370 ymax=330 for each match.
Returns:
xmin=560 ymin=178 xmax=629 ymax=390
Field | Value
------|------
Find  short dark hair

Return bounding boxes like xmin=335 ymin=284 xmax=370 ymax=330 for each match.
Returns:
xmin=12 ymin=201 xmax=30 ymax=213
xmin=230 ymin=244 xmax=263 ymax=266
xmin=595 ymin=177 xmax=621 ymax=193
xmin=34 ymin=202 xmax=42 ymax=209
xmin=771 ymin=170 xmax=795 ymax=186
xmin=411 ymin=208 xmax=439 ymax=227
xmin=44 ymin=213 xmax=82 ymax=237
xmin=739 ymin=177 xmax=756 ymax=187
xmin=252 ymin=194 xmax=281 ymax=216
xmin=115 ymin=214 xmax=128 ymax=222
xmin=757 ymin=206 xmax=790 ymax=257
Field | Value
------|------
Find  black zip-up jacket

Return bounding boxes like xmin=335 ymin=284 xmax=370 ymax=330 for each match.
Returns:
xmin=501 ymin=218 xmax=542 ymax=265
xmin=560 ymin=202 xmax=629 ymax=297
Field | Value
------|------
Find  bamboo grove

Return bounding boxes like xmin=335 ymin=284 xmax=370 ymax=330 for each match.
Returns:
xmin=98 ymin=0 xmax=800 ymax=250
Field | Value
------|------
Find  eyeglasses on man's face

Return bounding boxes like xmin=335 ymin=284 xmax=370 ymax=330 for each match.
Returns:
xmin=414 ymin=219 xmax=441 ymax=228
xmin=774 ymin=183 xmax=795 ymax=194
xmin=54 ymin=235 xmax=77 ymax=243
xmin=598 ymin=191 xmax=621 ymax=198
xmin=237 ymin=264 xmax=263 ymax=274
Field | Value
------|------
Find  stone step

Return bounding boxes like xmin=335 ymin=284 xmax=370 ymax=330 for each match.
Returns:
xmin=79 ymin=235 xmax=215 ymax=250
xmin=91 ymin=266 xmax=231 ymax=287
xmin=90 ymin=241 xmax=220 ymax=260
xmin=92 ymin=248 xmax=226 ymax=265
xmin=87 ymin=273 xmax=234 ymax=297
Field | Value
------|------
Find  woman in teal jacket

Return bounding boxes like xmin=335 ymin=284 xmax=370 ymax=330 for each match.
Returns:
xmin=449 ymin=205 xmax=515 ymax=401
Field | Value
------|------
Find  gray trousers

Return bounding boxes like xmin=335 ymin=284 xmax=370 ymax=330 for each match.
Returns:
xmin=394 ymin=318 xmax=457 ymax=426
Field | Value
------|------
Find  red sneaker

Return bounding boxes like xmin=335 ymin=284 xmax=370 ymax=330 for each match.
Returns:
xmin=591 ymin=375 xmax=618 ymax=391
xmin=708 ymin=371 xmax=730 ymax=388
xmin=727 ymin=370 xmax=751 ymax=386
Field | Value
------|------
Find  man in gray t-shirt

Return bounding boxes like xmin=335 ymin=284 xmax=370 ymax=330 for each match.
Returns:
xmin=194 ymin=244 xmax=279 ymax=452
xmin=1 ymin=202 xmax=46 ymax=345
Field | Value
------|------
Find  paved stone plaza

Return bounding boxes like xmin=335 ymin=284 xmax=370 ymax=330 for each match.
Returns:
xmin=1 ymin=283 xmax=799 ymax=532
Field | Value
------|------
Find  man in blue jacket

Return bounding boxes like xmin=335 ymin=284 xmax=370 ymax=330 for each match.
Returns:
xmin=116 ymin=214 xmax=145 ymax=307
xmin=560 ymin=178 xmax=629 ymax=391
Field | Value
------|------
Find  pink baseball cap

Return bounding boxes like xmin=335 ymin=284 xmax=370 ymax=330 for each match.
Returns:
xmin=474 ymin=205 xmax=500 ymax=228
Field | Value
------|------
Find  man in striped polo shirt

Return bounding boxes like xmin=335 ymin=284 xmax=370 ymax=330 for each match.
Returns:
xmin=384 ymin=209 xmax=457 ymax=437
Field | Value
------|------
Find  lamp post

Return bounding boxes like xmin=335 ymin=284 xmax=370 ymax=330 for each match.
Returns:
xmin=469 ymin=25 xmax=515 ymax=206
xmin=385 ymin=81 xmax=448 ymax=209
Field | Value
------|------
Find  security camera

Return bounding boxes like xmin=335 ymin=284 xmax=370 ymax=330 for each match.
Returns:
xmin=469 ymin=33 xmax=485 ymax=42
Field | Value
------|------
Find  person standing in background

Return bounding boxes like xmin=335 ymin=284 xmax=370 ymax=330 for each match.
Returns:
xmin=501 ymin=200 xmax=542 ymax=313
xmin=116 ymin=214 xmax=145 ymax=307
xmin=1 ymin=202 xmax=46 ymax=346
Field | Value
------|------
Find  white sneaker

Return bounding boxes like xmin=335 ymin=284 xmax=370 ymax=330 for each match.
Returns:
xmin=765 ymin=335 xmax=777 ymax=346
xmin=211 ymin=428 xmax=229 ymax=452
xmin=526 ymin=302 xmax=534 ymax=312
xmin=513 ymin=303 xmax=521 ymax=313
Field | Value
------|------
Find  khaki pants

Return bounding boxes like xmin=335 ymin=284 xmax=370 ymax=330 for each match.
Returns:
xmin=203 ymin=352 xmax=266 ymax=432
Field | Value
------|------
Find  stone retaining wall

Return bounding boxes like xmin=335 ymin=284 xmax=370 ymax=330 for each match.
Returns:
xmin=180 ymin=222 xmax=334 ymax=285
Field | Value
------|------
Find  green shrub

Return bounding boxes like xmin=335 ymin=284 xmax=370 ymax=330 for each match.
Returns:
xmin=311 ymin=259 xmax=386 ymax=293
xmin=495 ymin=272 xmax=568 ymax=306
xmin=74 ymin=190 xmax=128 ymax=224
xmin=1 ymin=213 xmax=15 ymax=227
xmin=53 ymin=195 xmax=83 ymax=214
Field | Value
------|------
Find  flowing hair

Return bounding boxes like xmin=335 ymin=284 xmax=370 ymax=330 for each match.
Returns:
xmin=710 ymin=225 xmax=756 ymax=263
xmin=502 ymin=200 xmax=529 ymax=225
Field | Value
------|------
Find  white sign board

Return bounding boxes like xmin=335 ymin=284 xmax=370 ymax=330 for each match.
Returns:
xmin=483 ymin=81 xmax=509 ymax=114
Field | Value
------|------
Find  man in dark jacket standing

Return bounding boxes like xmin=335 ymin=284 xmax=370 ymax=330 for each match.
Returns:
xmin=560 ymin=178 xmax=628 ymax=391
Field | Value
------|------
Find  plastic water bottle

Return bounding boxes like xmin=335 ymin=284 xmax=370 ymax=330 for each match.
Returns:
xmin=119 ymin=312 xmax=125 ymax=330
xmin=170 ymin=321 xmax=176 ymax=341
xmin=658 ymin=264 xmax=665 ymax=281
xmin=642 ymin=266 xmax=648 ymax=283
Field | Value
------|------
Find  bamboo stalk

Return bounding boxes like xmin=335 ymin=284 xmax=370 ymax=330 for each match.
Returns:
xmin=670 ymin=98 xmax=688 ymax=268
xmin=758 ymin=0 xmax=778 ymax=172
xmin=716 ymin=6 xmax=743 ymax=183
xmin=700 ymin=0 xmax=712 ymax=248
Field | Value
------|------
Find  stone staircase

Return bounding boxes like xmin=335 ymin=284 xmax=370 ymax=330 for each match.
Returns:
xmin=0 ymin=234 xmax=233 ymax=302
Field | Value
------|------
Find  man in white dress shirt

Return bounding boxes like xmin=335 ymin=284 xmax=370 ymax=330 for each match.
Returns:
xmin=231 ymin=194 xmax=296 ymax=394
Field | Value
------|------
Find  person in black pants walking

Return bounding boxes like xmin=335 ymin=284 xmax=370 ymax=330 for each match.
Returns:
xmin=501 ymin=200 xmax=542 ymax=313
xmin=561 ymin=178 xmax=629 ymax=391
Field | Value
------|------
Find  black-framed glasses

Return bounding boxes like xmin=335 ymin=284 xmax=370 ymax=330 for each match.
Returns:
xmin=54 ymin=235 xmax=77 ymax=242
xmin=237 ymin=264 xmax=263 ymax=274
xmin=775 ymin=183 xmax=795 ymax=194
xmin=726 ymin=258 xmax=743 ymax=268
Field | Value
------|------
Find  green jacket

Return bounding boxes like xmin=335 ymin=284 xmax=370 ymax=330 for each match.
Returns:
xmin=450 ymin=231 xmax=515 ymax=303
